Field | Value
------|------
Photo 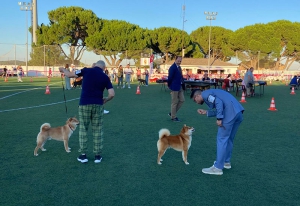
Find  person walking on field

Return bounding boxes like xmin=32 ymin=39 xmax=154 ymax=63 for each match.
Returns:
xmin=124 ymin=64 xmax=133 ymax=88
xmin=167 ymin=56 xmax=185 ymax=122
xmin=191 ymin=89 xmax=244 ymax=175
xmin=64 ymin=64 xmax=72 ymax=90
xmin=59 ymin=60 xmax=115 ymax=164
xmin=17 ymin=66 xmax=23 ymax=82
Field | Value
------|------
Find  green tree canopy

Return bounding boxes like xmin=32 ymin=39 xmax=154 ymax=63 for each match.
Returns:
xmin=268 ymin=20 xmax=300 ymax=70
xmin=86 ymin=20 xmax=148 ymax=67
xmin=190 ymin=26 xmax=234 ymax=62
xmin=149 ymin=27 xmax=193 ymax=62
xmin=35 ymin=6 xmax=101 ymax=64
xmin=230 ymin=23 xmax=281 ymax=69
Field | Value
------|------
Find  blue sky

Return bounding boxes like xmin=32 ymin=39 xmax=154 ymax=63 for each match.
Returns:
xmin=1 ymin=0 xmax=300 ymax=67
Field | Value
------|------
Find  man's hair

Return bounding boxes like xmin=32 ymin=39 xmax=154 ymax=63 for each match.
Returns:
xmin=94 ymin=60 xmax=106 ymax=69
xmin=190 ymin=89 xmax=202 ymax=99
xmin=175 ymin=55 xmax=182 ymax=60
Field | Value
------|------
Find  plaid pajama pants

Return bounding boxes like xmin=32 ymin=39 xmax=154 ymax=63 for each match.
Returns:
xmin=78 ymin=104 xmax=104 ymax=155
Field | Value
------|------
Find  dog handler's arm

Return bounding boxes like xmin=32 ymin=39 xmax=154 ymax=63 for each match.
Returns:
xmin=59 ymin=67 xmax=78 ymax=78
xmin=103 ymin=88 xmax=115 ymax=104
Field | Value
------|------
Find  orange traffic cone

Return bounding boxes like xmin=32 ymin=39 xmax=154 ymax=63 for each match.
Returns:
xmin=45 ymin=85 xmax=51 ymax=94
xmin=136 ymin=86 xmax=141 ymax=95
xmin=48 ymin=77 xmax=50 ymax=82
xmin=268 ymin=97 xmax=277 ymax=111
xmin=290 ymin=87 xmax=296 ymax=95
xmin=239 ymin=92 xmax=247 ymax=103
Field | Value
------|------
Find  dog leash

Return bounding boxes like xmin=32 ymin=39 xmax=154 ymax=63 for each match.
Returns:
xmin=60 ymin=74 xmax=68 ymax=117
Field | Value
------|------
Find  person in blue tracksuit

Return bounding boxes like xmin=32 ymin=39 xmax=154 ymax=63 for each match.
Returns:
xmin=191 ymin=89 xmax=244 ymax=175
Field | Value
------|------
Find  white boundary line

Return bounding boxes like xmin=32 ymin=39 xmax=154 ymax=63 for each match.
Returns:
xmin=0 ymin=98 xmax=79 ymax=113
xmin=0 ymin=82 xmax=79 ymax=113
xmin=0 ymin=82 xmax=59 ymax=100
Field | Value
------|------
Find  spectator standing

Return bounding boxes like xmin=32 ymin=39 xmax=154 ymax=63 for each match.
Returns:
xmin=70 ymin=64 xmax=76 ymax=72
xmin=64 ymin=64 xmax=71 ymax=90
xmin=167 ymin=56 xmax=185 ymax=122
xmin=222 ymin=74 xmax=233 ymax=92
xmin=110 ymin=68 xmax=115 ymax=82
xmin=70 ymin=64 xmax=76 ymax=85
xmin=136 ymin=67 xmax=141 ymax=80
xmin=48 ymin=68 xmax=52 ymax=77
xmin=2 ymin=66 xmax=7 ymax=78
xmin=130 ymin=67 xmax=134 ymax=82
xmin=59 ymin=60 xmax=115 ymax=163
xmin=124 ymin=64 xmax=133 ymax=88
xmin=243 ymin=67 xmax=254 ymax=96
xmin=117 ymin=65 xmax=124 ymax=89
xmin=17 ymin=66 xmax=23 ymax=82
xmin=144 ymin=68 xmax=149 ymax=86
xmin=191 ymin=89 xmax=244 ymax=175
xmin=104 ymin=67 xmax=109 ymax=76
xmin=113 ymin=68 xmax=117 ymax=82
xmin=289 ymin=75 xmax=298 ymax=89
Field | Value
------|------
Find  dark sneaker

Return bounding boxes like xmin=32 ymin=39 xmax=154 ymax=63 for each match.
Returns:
xmin=94 ymin=155 xmax=102 ymax=163
xmin=172 ymin=117 xmax=180 ymax=122
xmin=77 ymin=154 xmax=88 ymax=163
xmin=168 ymin=113 xmax=171 ymax=117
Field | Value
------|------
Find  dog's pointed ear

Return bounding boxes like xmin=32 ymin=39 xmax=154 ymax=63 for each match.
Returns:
xmin=184 ymin=124 xmax=186 ymax=127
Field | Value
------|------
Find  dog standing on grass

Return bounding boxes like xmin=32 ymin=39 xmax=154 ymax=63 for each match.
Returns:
xmin=34 ymin=117 xmax=80 ymax=156
xmin=157 ymin=124 xmax=195 ymax=165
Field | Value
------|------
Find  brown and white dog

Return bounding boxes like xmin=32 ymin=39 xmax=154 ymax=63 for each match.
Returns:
xmin=34 ymin=117 xmax=80 ymax=156
xmin=157 ymin=124 xmax=195 ymax=165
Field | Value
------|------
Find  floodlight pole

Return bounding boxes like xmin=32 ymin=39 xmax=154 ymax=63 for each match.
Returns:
xmin=18 ymin=1 xmax=32 ymax=77
xmin=204 ymin=11 xmax=217 ymax=75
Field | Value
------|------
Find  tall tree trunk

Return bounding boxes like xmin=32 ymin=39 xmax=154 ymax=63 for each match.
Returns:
xmin=70 ymin=46 xmax=75 ymax=64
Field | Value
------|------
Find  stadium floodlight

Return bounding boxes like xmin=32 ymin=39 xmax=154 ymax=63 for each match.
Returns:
xmin=204 ymin=11 xmax=217 ymax=74
xmin=18 ymin=1 xmax=32 ymax=76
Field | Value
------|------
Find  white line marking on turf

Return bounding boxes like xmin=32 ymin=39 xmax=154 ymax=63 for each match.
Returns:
xmin=0 ymin=82 xmax=60 ymax=100
xmin=0 ymin=98 xmax=79 ymax=113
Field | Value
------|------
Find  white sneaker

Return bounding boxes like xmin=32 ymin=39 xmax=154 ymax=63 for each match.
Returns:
xmin=224 ymin=162 xmax=231 ymax=169
xmin=104 ymin=110 xmax=109 ymax=114
xmin=214 ymin=161 xmax=231 ymax=169
xmin=202 ymin=165 xmax=223 ymax=175
xmin=128 ymin=87 xmax=131 ymax=89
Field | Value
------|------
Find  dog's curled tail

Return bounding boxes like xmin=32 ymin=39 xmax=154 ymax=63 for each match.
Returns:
xmin=40 ymin=123 xmax=51 ymax=132
xmin=158 ymin=128 xmax=170 ymax=139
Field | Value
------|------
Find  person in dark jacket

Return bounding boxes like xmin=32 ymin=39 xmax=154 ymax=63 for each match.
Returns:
xmin=167 ymin=56 xmax=185 ymax=122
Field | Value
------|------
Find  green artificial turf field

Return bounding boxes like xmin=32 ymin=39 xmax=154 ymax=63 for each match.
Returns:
xmin=0 ymin=76 xmax=299 ymax=205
